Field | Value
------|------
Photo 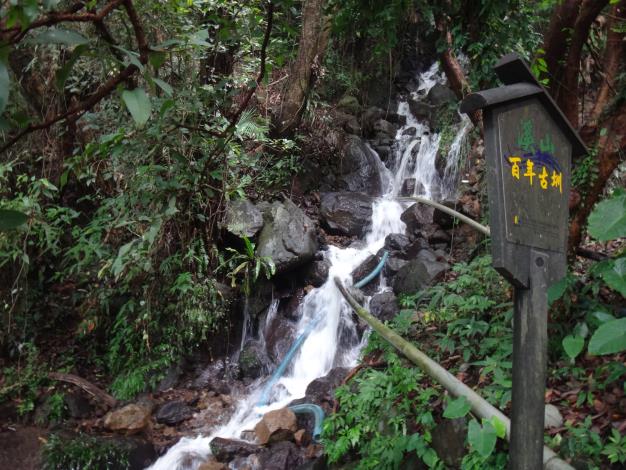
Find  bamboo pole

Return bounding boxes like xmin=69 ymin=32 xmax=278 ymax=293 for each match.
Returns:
xmin=398 ymin=196 xmax=490 ymax=236
xmin=334 ymin=277 xmax=573 ymax=470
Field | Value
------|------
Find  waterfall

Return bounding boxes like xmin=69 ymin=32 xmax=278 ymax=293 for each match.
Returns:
xmin=147 ymin=63 xmax=470 ymax=470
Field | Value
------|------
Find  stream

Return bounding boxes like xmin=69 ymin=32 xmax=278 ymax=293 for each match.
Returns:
xmin=148 ymin=62 xmax=470 ymax=470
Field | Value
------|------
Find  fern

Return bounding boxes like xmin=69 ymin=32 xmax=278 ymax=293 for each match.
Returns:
xmin=235 ymin=109 xmax=269 ymax=140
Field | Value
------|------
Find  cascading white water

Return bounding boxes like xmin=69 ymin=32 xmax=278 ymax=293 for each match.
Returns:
xmin=147 ymin=63 xmax=469 ymax=470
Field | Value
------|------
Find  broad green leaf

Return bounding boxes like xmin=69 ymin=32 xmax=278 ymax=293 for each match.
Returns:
xmin=0 ymin=209 xmax=28 ymax=230
xmin=588 ymin=318 xmax=626 ymax=355
xmin=55 ymin=44 xmax=87 ymax=90
xmin=121 ymin=88 xmax=151 ymax=126
xmin=443 ymin=396 xmax=471 ymax=419
xmin=152 ymin=78 xmax=173 ymax=96
xmin=587 ymin=192 xmax=626 ymax=241
xmin=32 ymin=29 xmax=89 ymax=46
xmin=490 ymin=416 xmax=507 ymax=439
xmin=596 ymin=258 xmax=626 ymax=297
xmin=0 ymin=60 xmax=9 ymax=115
xmin=562 ymin=335 xmax=585 ymax=360
xmin=468 ymin=419 xmax=497 ymax=458
xmin=548 ymin=275 xmax=570 ymax=305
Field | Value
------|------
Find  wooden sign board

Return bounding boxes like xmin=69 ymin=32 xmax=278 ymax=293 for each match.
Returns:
xmin=484 ymin=98 xmax=571 ymax=286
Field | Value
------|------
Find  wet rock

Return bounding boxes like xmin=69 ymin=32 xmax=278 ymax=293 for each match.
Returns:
xmin=343 ymin=117 xmax=361 ymax=135
xmin=458 ymin=193 xmax=481 ymax=219
xmin=155 ymin=400 xmax=193 ymax=426
xmin=104 ymin=403 xmax=151 ymax=434
xmin=373 ymin=119 xmax=398 ymax=139
xmin=372 ymin=145 xmax=391 ymax=161
xmin=545 ymin=404 xmax=564 ymax=429
xmin=156 ymin=363 xmax=182 ymax=392
xmin=369 ymin=291 xmax=398 ymax=322
xmin=254 ymin=408 xmax=298 ymax=445
xmin=429 ymin=229 xmax=452 ymax=244
xmin=433 ymin=201 xmax=457 ymax=229
xmin=337 ymin=95 xmax=361 ymax=115
xmin=223 ymin=199 xmax=264 ymax=238
xmin=431 ymin=418 xmax=467 ymax=467
xmin=115 ymin=437 xmax=157 ymax=470
xmin=230 ymin=454 xmax=261 ymax=470
xmin=402 ymin=127 xmax=417 ymax=137
xmin=336 ymin=135 xmax=384 ymax=195
xmin=350 ymin=252 xmax=384 ymax=295
xmin=426 ymin=83 xmax=457 ymax=107
xmin=361 ymin=106 xmax=385 ymax=134
xmin=265 ymin=315 xmax=296 ymax=364
xmin=408 ymin=100 xmax=435 ymax=126
xmin=320 ymin=192 xmax=373 ymax=237
xmin=383 ymin=256 xmax=409 ymax=276
xmin=386 ymin=112 xmax=407 ymax=126
xmin=257 ymin=441 xmax=304 ymax=470
xmin=198 ymin=459 xmax=228 ymax=470
xmin=210 ymin=437 xmax=260 ymax=463
xmin=392 ymin=258 xmax=448 ymax=295
xmin=239 ymin=340 xmax=268 ymax=379
xmin=257 ymin=199 xmax=317 ymax=274
xmin=384 ymin=233 xmax=412 ymax=253
xmin=64 ymin=391 xmax=92 ymax=419
xmin=304 ymin=259 xmax=330 ymax=287
xmin=401 ymin=204 xmax=435 ymax=236
xmin=300 ymin=367 xmax=350 ymax=410
xmin=401 ymin=178 xmax=416 ymax=196
xmin=294 ymin=429 xmax=310 ymax=447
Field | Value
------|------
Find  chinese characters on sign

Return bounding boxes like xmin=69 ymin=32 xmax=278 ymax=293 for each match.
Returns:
xmin=505 ymin=119 xmax=563 ymax=194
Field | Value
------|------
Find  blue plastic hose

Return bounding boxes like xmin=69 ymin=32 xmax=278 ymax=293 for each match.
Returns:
xmin=256 ymin=316 xmax=323 ymax=408
xmin=288 ymin=404 xmax=325 ymax=441
xmin=354 ymin=251 xmax=388 ymax=288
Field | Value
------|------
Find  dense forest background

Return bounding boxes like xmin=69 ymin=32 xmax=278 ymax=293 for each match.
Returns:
xmin=0 ymin=1 xmax=624 ymax=469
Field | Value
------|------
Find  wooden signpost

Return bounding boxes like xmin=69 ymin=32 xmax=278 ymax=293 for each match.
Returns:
xmin=460 ymin=54 xmax=586 ymax=469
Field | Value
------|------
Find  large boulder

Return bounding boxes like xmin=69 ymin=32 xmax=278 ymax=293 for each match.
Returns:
xmin=320 ymin=192 xmax=373 ymax=237
xmin=210 ymin=437 xmax=259 ymax=463
xmin=298 ymin=367 xmax=350 ymax=411
xmin=222 ymin=199 xmax=264 ymax=238
xmin=426 ymin=83 xmax=457 ymax=107
xmin=257 ymin=199 xmax=317 ymax=274
xmin=373 ymin=119 xmax=398 ymax=139
xmin=337 ymin=95 xmax=361 ymax=115
xmin=392 ymin=256 xmax=448 ymax=295
xmin=103 ymin=404 xmax=151 ymax=435
xmin=369 ymin=291 xmax=398 ymax=322
xmin=257 ymin=441 xmax=304 ymax=470
xmin=254 ymin=408 xmax=298 ymax=445
xmin=335 ymin=136 xmax=384 ymax=195
xmin=155 ymin=400 xmax=193 ymax=426
xmin=239 ymin=340 xmax=269 ymax=379
xmin=303 ymin=259 xmax=330 ymax=287
xmin=264 ymin=315 xmax=296 ymax=364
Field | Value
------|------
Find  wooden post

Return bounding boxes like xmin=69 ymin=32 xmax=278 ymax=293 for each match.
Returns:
xmin=510 ymin=249 xmax=549 ymax=469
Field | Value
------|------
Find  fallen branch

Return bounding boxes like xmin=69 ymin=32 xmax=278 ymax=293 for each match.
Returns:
xmin=48 ymin=372 xmax=117 ymax=409
xmin=334 ymin=277 xmax=574 ymax=470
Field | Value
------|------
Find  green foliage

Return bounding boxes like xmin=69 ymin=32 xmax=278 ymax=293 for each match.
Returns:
xmin=325 ymin=256 xmax=512 ymax=467
xmin=0 ymin=343 xmax=47 ymax=414
xmin=0 ymin=0 xmax=297 ymax=402
xmin=587 ymin=188 xmax=626 ymax=241
xmin=219 ymin=236 xmax=275 ymax=296
xmin=588 ymin=318 xmax=626 ymax=356
xmin=42 ymin=433 xmax=130 ymax=470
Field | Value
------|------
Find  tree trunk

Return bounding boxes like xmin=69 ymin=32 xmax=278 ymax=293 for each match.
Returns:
xmin=554 ymin=0 xmax=609 ymax=128
xmin=541 ymin=0 xmax=582 ymax=90
xmin=273 ymin=0 xmax=328 ymax=136
xmin=569 ymin=101 xmax=626 ymax=252
xmin=590 ymin=1 xmax=626 ymax=123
